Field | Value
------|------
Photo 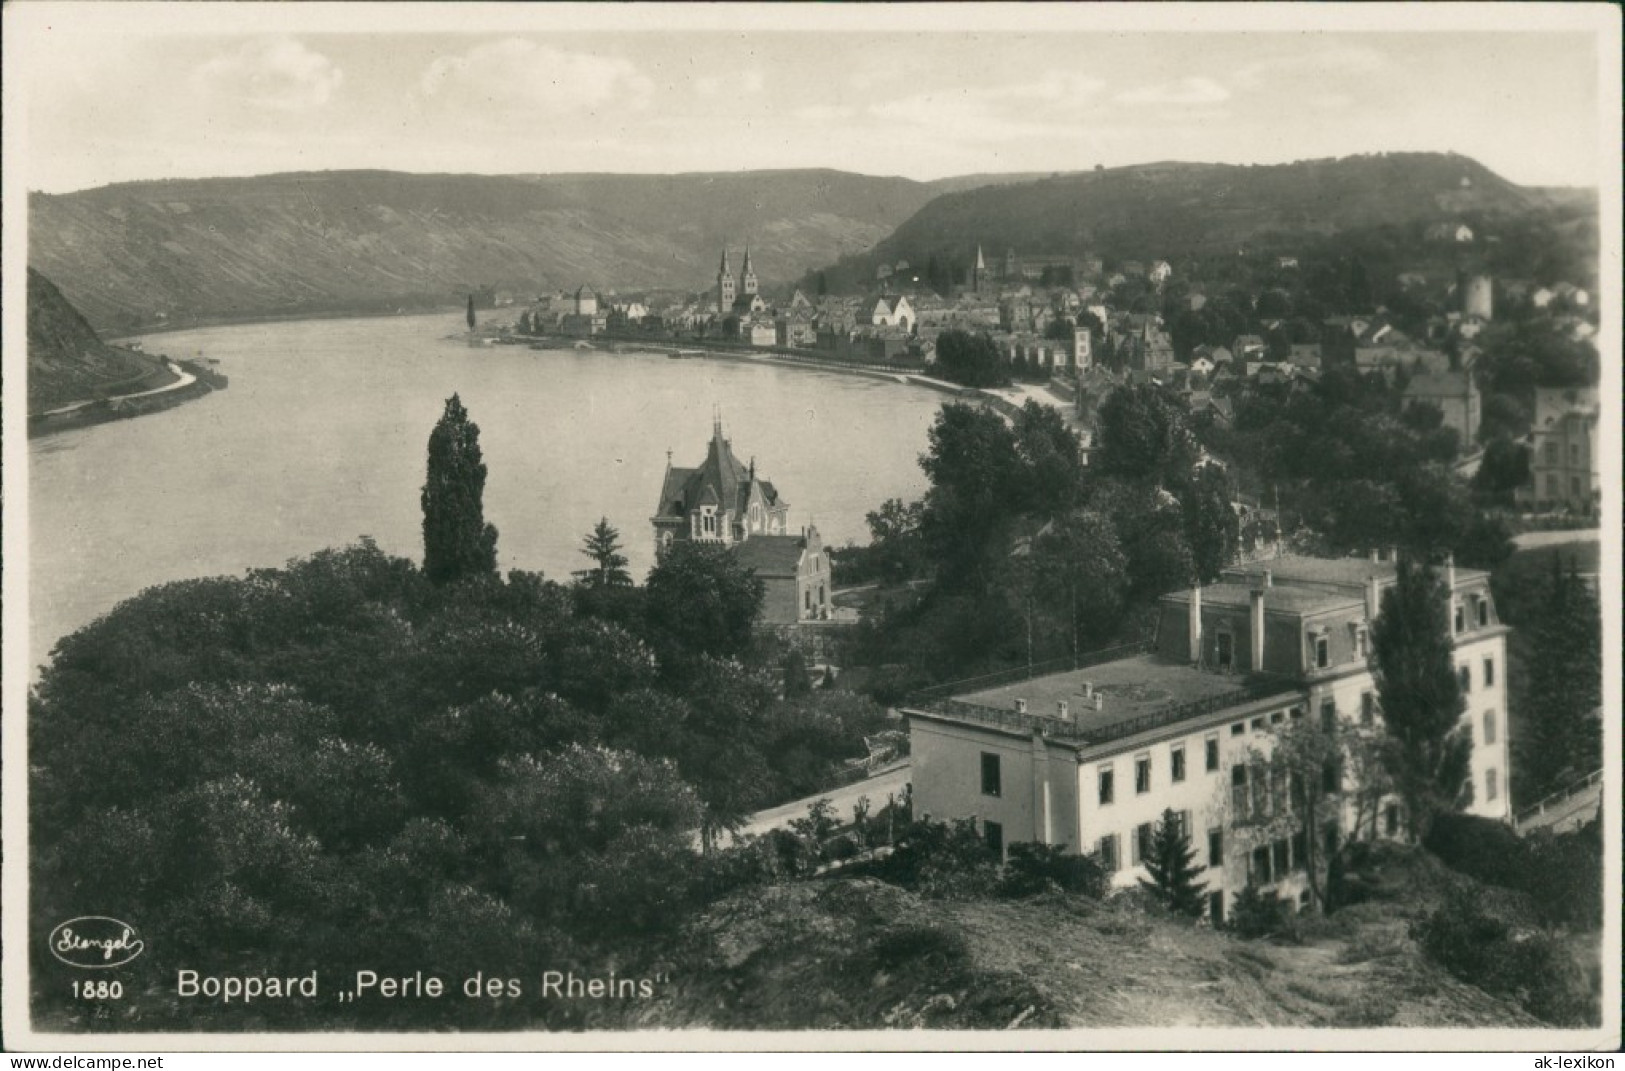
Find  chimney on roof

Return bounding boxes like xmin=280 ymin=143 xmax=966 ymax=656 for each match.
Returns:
xmin=1188 ymin=585 xmax=1203 ymax=665
xmin=1250 ymin=582 xmax=1267 ymax=673
xmin=1445 ymin=553 xmax=1457 ymax=592
xmin=1014 ymin=697 xmax=1028 ymax=714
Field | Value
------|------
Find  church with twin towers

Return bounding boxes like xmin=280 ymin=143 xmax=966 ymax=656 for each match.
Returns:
xmin=715 ymin=244 xmax=764 ymax=316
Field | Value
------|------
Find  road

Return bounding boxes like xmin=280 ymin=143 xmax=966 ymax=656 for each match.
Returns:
xmin=41 ymin=361 xmax=197 ymax=416
xmin=1510 ymin=528 xmax=1599 ymax=550
xmin=723 ymin=760 xmax=912 ymax=845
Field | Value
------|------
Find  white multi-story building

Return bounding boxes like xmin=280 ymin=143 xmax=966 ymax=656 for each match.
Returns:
xmin=906 ymin=554 xmax=1510 ymax=923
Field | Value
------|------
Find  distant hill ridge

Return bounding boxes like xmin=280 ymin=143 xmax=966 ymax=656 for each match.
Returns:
xmin=821 ymin=152 xmax=1593 ymax=286
xmin=29 ymin=168 xmax=1015 ymax=332
xmin=29 ymin=156 xmax=1592 ymax=333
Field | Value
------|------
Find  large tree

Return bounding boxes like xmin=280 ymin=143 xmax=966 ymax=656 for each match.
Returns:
xmin=643 ymin=540 xmax=764 ymax=664
xmin=573 ymin=517 xmax=632 ymax=588
xmin=933 ymin=330 xmax=1010 ymax=388
xmin=1095 ymin=383 xmax=1198 ymax=486
xmin=1238 ymin=718 xmax=1391 ymax=914
xmin=421 ymin=394 xmax=499 ymax=585
xmin=1370 ymin=559 xmax=1471 ymax=841
xmin=1012 ymin=399 xmax=1088 ymax=516
xmin=918 ymin=403 xmax=1024 ymax=591
xmin=1519 ymin=559 xmax=1602 ymax=798
xmin=1031 ymin=510 xmax=1128 ymax=656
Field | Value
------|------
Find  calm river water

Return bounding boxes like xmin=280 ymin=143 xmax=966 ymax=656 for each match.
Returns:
xmin=28 ymin=313 xmax=946 ymax=673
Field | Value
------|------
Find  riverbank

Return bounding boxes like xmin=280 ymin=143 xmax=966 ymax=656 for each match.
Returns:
xmin=28 ymin=358 xmax=228 ymax=439
xmin=105 ymin=302 xmax=462 ymax=344
xmin=513 ymin=330 xmax=1029 ymax=408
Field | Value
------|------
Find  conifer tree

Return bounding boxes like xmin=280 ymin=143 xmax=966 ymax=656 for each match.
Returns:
xmin=420 ymin=394 xmax=498 ymax=585
xmin=1371 ymin=558 xmax=1470 ymax=841
xmin=573 ymin=517 xmax=632 ymax=588
xmin=1139 ymin=807 xmax=1208 ymax=916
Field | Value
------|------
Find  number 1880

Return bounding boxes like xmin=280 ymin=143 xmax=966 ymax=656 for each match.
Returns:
xmin=72 ymin=980 xmax=123 ymax=1000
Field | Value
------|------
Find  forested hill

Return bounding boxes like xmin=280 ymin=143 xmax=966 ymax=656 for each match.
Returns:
xmin=814 ymin=153 xmax=1595 ymax=289
xmin=28 ymin=169 xmax=1018 ymax=333
xmin=25 ymin=267 xmax=173 ymax=413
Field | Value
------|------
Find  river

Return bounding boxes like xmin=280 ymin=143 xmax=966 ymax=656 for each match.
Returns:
xmin=28 ymin=313 xmax=947 ymax=675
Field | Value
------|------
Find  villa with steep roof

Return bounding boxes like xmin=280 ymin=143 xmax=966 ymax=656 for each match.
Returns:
xmin=905 ymin=553 xmax=1510 ymax=923
xmin=651 ymin=416 xmax=832 ymax=624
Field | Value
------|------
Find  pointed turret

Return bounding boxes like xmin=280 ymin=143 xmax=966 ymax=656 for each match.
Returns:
xmin=741 ymin=244 xmax=759 ymax=298
xmin=717 ymin=245 xmax=737 ymax=315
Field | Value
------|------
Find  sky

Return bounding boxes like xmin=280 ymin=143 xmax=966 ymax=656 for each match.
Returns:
xmin=9 ymin=5 xmax=1610 ymax=194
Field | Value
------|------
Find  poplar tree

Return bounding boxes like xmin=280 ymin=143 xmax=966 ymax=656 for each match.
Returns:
xmin=421 ymin=394 xmax=498 ymax=585
xmin=1371 ymin=558 xmax=1470 ymax=841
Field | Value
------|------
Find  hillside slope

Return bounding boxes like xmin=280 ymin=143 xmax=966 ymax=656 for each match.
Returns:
xmin=28 ymin=169 xmax=965 ymax=333
xmin=824 ymin=153 xmax=1591 ymax=286
xmin=25 ymin=267 xmax=174 ymax=413
xmin=627 ymin=876 xmax=1540 ymax=1031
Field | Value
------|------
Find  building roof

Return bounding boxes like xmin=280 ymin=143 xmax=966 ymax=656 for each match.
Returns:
xmin=1162 ymin=582 xmax=1360 ymax=615
xmin=653 ymin=423 xmax=785 ymax=522
xmin=937 ymin=654 xmax=1294 ymax=746
xmin=1405 ymin=372 xmax=1475 ymax=397
xmin=730 ymin=534 xmax=806 ymax=577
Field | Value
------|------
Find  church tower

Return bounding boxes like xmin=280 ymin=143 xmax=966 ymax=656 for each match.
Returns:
xmin=741 ymin=245 xmax=759 ymax=299
xmin=973 ymin=245 xmax=986 ymax=294
xmin=717 ymin=246 xmax=736 ymax=315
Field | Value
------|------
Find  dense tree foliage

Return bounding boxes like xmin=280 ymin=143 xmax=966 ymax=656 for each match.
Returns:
xmin=31 ymin=537 xmax=891 ymax=1028
xmin=932 ymin=330 xmax=1010 ymax=388
xmin=421 ymin=394 xmax=499 ymax=585
xmin=643 ymin=540 xmax=765 ymax=665
xmin=1517 ymin=560 xmax=1602 ymax=799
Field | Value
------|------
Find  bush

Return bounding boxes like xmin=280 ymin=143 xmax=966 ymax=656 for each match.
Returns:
xmin=866 ymin=818 xmax=1000 ymax=899
xmin=1229 ymin=883 xmax=1293 ymax=940
xmin=867 ymin=925 xmax=972 ymax=974
xmin=1424 ymin=813 xmax=1601 ymax=929
xmin=1413 ymin=887 xmax=1597 ymax=1026
xmin=998 ymin=842 xmax=1109 ymax=900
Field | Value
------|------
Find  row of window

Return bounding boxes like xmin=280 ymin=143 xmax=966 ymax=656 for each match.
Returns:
xmin=1541 ymin=440 xmax=1584 ymax=466
xmin=1094 ymin=811 xmax=1211 ymax=872
xmin=1095 ymin=735 xmax=1217 ymax=805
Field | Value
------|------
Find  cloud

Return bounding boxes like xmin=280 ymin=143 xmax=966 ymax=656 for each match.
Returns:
xmin=421 ymin=39 xmax=652 ymax=113
xmin=191 ymin=37 xmax=344 ymax=112
xmin=1233 ymin=45 xmax=1387 ymax=90
xmin=792 ymin=104 xmax=857 ymax=122
xmin=868 ymin=72 xmax=1108 ymax=141
xmin=696 ymin=68 xmax=765 ymax=99
xmin=1115 ymin=77 xmax=1230 ymax=106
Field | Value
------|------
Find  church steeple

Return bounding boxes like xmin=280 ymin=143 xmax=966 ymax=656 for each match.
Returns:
xmin=742 ymin=244 xmax=759 ymax=298
xmin=717 ymin=245 xmax=736 ymax=315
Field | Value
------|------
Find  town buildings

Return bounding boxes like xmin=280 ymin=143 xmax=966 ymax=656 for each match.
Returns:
xmin=1404 ymin=370 xmax=1482 ymax=448
xmin=906 ymin=554 xmax=1510 ymax=921
xmin=1518 ymin=386 xmax=1601 ymax=514
xmin=651 ymin=417 xmax=832 ymax=624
